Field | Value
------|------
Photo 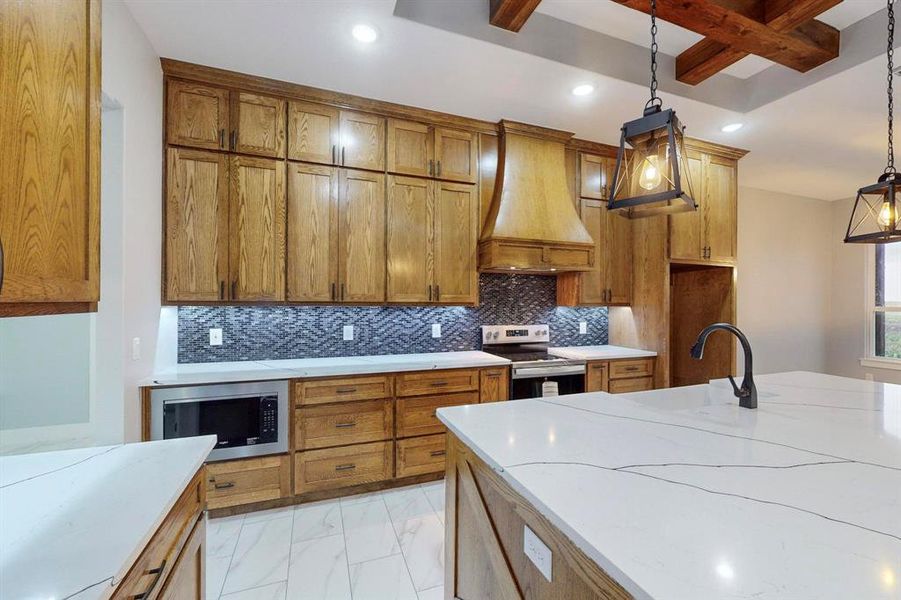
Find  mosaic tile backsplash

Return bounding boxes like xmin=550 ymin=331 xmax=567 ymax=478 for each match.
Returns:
xmin=178 ymin=274 xmax=608 ymax=363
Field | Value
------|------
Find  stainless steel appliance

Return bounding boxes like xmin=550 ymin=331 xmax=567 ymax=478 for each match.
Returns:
xmin=150 ymin=380 xmax=289 ymax=460
xmin=481 ymin=325 xmax=586 ymax=399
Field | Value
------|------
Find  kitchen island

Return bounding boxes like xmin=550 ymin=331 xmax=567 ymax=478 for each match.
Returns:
xmin=437 ymin=371 xmax=901 ymax=599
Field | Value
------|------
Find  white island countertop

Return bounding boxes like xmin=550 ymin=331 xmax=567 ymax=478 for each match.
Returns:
xmin=437 ymin=371 xmax=901 ymax=599
xmin=0 ymin=436 xmax=215 ymax=600
xmin=549 ymin=344 xmax=657 ymax=360
xmin=144 ymin=350 xmax=511 ymax=386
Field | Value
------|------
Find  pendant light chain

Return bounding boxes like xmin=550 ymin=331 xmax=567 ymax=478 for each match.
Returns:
xmin=647 ymin=0 xmax=661 ymax=111
xmin=888 ymin=0 xmax=896 ymax=175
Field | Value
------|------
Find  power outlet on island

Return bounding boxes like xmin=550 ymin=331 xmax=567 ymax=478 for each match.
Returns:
xmin=579 ymin=321 xmax=588 ymax=335
xmin=523 ymin=525 xmax=553 ymax=582
xmin=343 ymin=325 xmax=354 ymax=341
xmin=209 ymin=328 xmax=223 ymax=346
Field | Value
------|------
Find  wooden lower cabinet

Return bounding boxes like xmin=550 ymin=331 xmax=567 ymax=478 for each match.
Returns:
xmin=396 ymin=392 xmax=477 ymax=438
xmin=295 ymin=441 xmax=393 ymax=494
xmin=206 ymin=455 xmax=291 ymax=510
xmin=295 ymin=374 xmax=393 ymax=406
xmin=397 ymin=434 xmax=447 ymax=478
xmin=157 ymin=519 xmax=205 ymax=600
xmin=396 ymin=368 xmax=479 ymax=397
xmin=480 ymin=368 xmax=509 ymax=402
xmin=586 ymin=362 xmax=608 ymax=392
xmin=608 ymin=377 xmax=654 ymax=393
xmin=296 ymin=399 xmax=393 ymax=449
xmin=585 ymin=358 xmax=655 ymax=394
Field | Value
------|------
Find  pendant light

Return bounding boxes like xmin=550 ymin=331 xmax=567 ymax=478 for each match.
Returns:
xmin=845 ymin=0 xmax=901 ymax=244
xmin=608 ymin=0 xmax=696 ymax=219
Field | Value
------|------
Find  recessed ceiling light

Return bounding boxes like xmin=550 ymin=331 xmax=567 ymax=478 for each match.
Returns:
xmin=352 ymin=24 xmax=378 ymax=43
xmin=721 ymin=123 xmax=744 ymax=133
xmin=571 ymin=84 xmax=595 ymax=96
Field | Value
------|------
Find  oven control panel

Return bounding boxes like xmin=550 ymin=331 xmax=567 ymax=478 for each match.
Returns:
xmin=481 ymin=324 xmax=549 ymax=344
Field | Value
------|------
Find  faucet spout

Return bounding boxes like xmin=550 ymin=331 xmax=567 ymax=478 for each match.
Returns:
xmin=690 ymin=323 xmax=757 ymax=409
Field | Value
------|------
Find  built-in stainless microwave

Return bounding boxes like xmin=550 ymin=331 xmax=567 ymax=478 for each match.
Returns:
xmin=150 ymin=380 xmax=289 ymax=460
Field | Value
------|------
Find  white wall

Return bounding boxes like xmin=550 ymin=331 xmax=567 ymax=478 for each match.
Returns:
xmin=736 ymin=187 xmax=832 ymax=374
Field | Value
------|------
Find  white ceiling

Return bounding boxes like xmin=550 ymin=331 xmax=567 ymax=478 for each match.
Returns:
xmin=125 ymin=0 xmax=894 ymax=201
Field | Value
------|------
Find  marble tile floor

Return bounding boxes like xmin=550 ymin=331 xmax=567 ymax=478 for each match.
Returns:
xmin=206 ymin=480 xmax=446 ymax=600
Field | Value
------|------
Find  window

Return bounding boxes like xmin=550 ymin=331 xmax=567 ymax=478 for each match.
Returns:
xmin=875 ymin=244 xmax=901 ymax=359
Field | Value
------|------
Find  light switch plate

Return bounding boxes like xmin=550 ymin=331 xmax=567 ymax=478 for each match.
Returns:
xmin=523 ymin=525 xmax=553 ymax=582
xmin=432 ymin=323 xmax=442 ymax=338
xmin=131 ymin=337 xmax=141 ymax=361
xmin=579 ymin=321 xmax=588 ymax=335
xmin=343 ymin=325 xmax=354 ymax=341
xmin=209 ymin=328 xmax=223 ymax=346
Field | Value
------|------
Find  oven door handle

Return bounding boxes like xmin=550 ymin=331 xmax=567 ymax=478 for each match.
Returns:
xmin=511 ymin=365 xmax=586 ymax=379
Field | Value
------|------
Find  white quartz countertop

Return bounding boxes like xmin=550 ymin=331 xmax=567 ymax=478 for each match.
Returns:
xmin=0 ymin=436 xmax=215 ymax=600
xmin=144 ymin=351 xmax=511 ymax=386
xmin=437 ymin=371 xmax=901 ymax=600
xmin=549 ymin=344 xmax=657 ymax=360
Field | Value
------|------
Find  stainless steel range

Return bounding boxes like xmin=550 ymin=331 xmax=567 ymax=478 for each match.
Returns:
xmin=481 ymin=325 xmax=586 ymax=399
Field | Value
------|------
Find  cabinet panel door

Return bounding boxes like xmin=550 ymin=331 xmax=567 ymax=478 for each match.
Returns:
xmin=433 ymin=182 xmax=478 ymax=304
xmin=166 ymin=148 xmax=229 ymax=302
xmin=387 ymin=119 xmax=433 ymax=177
xmin=579 ymin=153 xmax=607 ymax=199
xmin=387 ymin=176 xmax=433 ymax=303
xmin=340 ymin=111 xmax=385 ymax=171
xmin=338 ymin=169 xmax=385 ymax=302
xmin=287 ymin=100 xmax=339 ymax=165
xmin=0 ymin=0 xmax=100 ymax=305
xmin=704 ymin=156 xmax=737 ymax=264
xmin=586 ymin=361 xmax=608 ymax=392
xmin=229 ymin=156 xmax=286 ymax=301
xmin=578 ymin=199 xmax=606 ymax=304
xmin=434 ymin=128 xmax=477 ymax=183
xmin=480 ymin=368 xmax=509 ymax=403
xmin=605 ymin=204 xmax=632 ymax=305
xmin=669 ymin=152 xmax=704 ymax=261
xmin=167 ymin=80 xmax=228 ymax=150
xmin=232 ymin=92 xmax=286 ymax=158
xmin=286 ymin=163 xmax=338 ymax=302
xmin=158 ymin=518 xmax=204 ymax=600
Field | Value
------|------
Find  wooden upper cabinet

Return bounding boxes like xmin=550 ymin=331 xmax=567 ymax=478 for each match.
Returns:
xmin=580 ymin=153 xmax=609 ymax=200
xmin=387 ymin=119 xmax=433 ymax=178
xmin=434 ymin=182 xmax=478 ymax=303
xmin=166 ymin=148 xmax=229 ymax=302
xmin=435 ymin=128 xmax=477 ymax=183
xmin=340 ymin=111 xmax=385 ymax=171
xmin=387 ymin=176 xmax=433 ymax=303
xmin=0 ymin=0 xmax=101 ymax=311
xmin=286 ymin=163 xmax=338 ymax=302
xmin=338 ymin=169 xmax=386 ymax=302
xmin=229 ymin=156 xmax=286 ymax=302
xmin=288 ymin=100 xmax=339 ymax=165
xmin=704 ymin=156 xmax=737 ymax=264
xmin=670 ymin=151 xmax=705 ymax=262
xmin=232 ymin=92 xmax=286 ymax=158
xmin=606 ymin=209 xmax=632 ymax=305
xmin=167 ymin=80 xmax=228 ymax=151
xmin=575 ymin=199 xmax=606 ymax=305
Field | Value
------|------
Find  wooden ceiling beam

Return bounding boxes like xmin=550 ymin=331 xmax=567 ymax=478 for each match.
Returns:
xmin=489 ymin=0 xmax=543 ymax=32
xmin=614 ymin=0 xmax=840 ymax=82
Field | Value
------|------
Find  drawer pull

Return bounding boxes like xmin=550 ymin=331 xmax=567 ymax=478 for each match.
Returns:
xmin=213 ymin=481 xmax=235 ymax=490
xmin=430 ymin=381 xmax=449 ymax=387
xmin=335 ymin=463 xmax=356 ymax=472
xmin=624 ymin=366 xmax=640 ymax=371
xmin=335 ymin=421 xmax=356 ymax=429
xmin=336 ymin=387 xmax=358 ymax=394
xmin=591 ymin=365 xmax=605 ymax=370
xmin=429 ymin=450 xmax=446 ymax=457
xmin=131 ymin=559 xmax=167 ymax=599
xmin=486 ymin=372 xmax=501 ymax=378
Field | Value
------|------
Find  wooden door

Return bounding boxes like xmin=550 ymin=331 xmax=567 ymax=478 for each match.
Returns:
xmin=287 ymin=100 xmax=339 ymax=165
xmin=605 ymin=204 xmax=632 ymax=305
xmin=167 ymin=80 xmax=228 ymax=150
xmin=286 ymin=163 xmax=338 ymax=302
xmin=158 ymin=519 xmax=204 ymax=600
xmin=166 ymin=149 xmax=229 ymax=302
xmin=669 ymin=151 xmax=704 ymax=261
xmin=0 ymin=0 xmax=101 ymax=307
xmin=387 ymin=119 xmax=433 ymax=177
xmin=339 ymin=111 xmax=385 ymax=171
xmin=231 ymin=92 xmax=286 ymax=158
xmin=433 ymin=182 xmax=478 ymax=304
xmin=434 ymin=128 xmax=477 ymax=183
xmin=387 ymin=176 xmax=432 ymax=303
xmin=586 ymin=361 xmax=608 ymax=392
xmin=578 ymin=199 xmax=606 ymax=304
xmin=704 ymin=156 xmax=737 ymax=264
xmin=579 ymin=153 xmax=608 ymax=199
xmin=338 ymin=169 xmax=385 ymax=302
xmin=229 ymin=156 xmax=286 ymax=301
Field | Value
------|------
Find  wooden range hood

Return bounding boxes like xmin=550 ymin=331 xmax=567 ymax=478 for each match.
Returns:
xmin=479 ymin=121 xmax=595 ymax=273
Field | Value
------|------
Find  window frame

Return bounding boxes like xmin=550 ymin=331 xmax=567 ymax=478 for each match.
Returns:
xmin=862 ymin=244 xmax=901 ymax=369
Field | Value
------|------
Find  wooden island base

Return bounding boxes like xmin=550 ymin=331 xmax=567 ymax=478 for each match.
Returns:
xmin=444 ymin=433 xmax=632 ymax=600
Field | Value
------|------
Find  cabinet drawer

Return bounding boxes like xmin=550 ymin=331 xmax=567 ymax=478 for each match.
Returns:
xmin=206 ymin=455 xmax=291 ymax=510
xmin=395 ymin=369 xmax=479 ymax=397
xmin=396 ymin=392 xmax=477 ymax=438
xmin=115 ymin=469 xmax=204 ymax=599
xmin=608 ymin=358 xmax=654 ymax=379
xmin=295 ymin=441 xmax=393 ymax=494
xmin=296 ymin=375 xmax=393 ymax=406
xmin=296 ymin=399 xmax=393 ymax=450
xmin=396 ymin=434 xmax=447 ymax=478
xmin=608 ymin=377 xmax=654 ymax=394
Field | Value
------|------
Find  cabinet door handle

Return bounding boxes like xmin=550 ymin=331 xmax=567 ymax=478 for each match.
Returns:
xmin=430 ymin=450 xmax=446 ymax=457
xmin=230 ymin=130 xmax=237 ymax=151
xmin=486 ymin=373 xmax=501 ymax=378
xmin=435 ymin=285 xmax=440 ymax=301
xmin=213 ymin=481 xmax=235 ymax=490
xmin=341 ymin=146 xmax=346 ymax=165
xmin=219 ymin=128 xmax=225 ymax=149
xmin=231 ymin=280 xmax=237 ymax=300
xmin=430 ymin=381 xmax=449 ymax=387
xmin=336 ymin=387 xmax=358 ymax=394
xmin=331 ymin=282 xmax=336 ymax=301
xmin=591 ymin=364 xmax=605 ymax=370
xmin=132 ymin=558 xmax=167 ymax=600
xmin=335 ymin=463 xmax=356 ymax=472
xmin=332 ymin=145 xmax=337 ymax=164
xmin=219 ymin=281 xmax=225 ymax=300
xmin=428 ymin=285 xmax=433 ymax=301
xmin=436 ymin=160 xmax=442 ymax=177
xmin=624 ymin=366 xmax=640 ymax=372
xmin=341 ymin=283 xmax=346 ymax=301
xmin=335 ymin=421 xmax=356 ymax=428
xmin=0 ymin=237 xmax=4 ymax=295
xmin=429 ymin=159 xmax=434 ymax=177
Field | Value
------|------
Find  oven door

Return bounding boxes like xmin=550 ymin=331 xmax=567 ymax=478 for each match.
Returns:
xmin=510 ymin=365 xmax=586 ymax=400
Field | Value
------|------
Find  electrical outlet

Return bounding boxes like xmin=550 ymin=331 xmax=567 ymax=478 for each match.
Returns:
xmin=523 ymin=525 xmax=553 ymax=582
xmin=432 ymin=323 xmax=442 ymax=338
xmin=343 ymin=325 xmax=354 ymax=341
xmin=209 ymin=328 xmax=223 ymax=346
xmin=131 ymin=337 xmax=141 ymax=361
xmin=579 ymin=321 xmax=588 ymax=335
